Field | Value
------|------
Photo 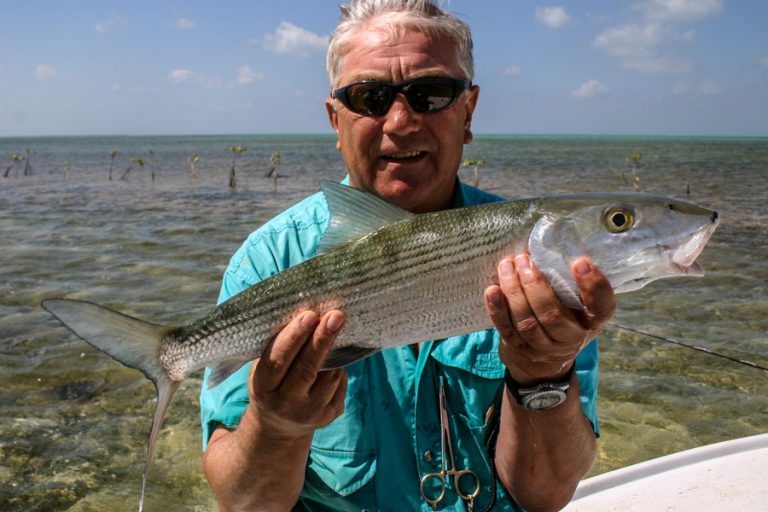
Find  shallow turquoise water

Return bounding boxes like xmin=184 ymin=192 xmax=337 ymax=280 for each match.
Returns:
xmin=1 ymin=135 xmax=766 ymax=510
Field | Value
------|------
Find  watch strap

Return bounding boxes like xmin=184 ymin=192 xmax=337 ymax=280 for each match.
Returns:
xmin=504 ymin=365 xmax=574 ymax=406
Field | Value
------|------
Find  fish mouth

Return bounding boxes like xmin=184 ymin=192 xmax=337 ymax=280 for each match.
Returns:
xmin=668 ymin=216 xmax=719 ymax=276
xmin=673 ymin=259 xmax=705 ymax=277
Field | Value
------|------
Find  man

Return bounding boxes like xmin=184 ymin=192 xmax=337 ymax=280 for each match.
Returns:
xmin=201 ymin=1 xmax=615 ymax=510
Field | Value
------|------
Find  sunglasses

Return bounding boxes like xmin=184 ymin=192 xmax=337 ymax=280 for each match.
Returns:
xmin=332 ymin=76 xmax=470 ymax=116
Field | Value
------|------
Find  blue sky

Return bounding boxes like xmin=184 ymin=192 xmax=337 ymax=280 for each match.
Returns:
xmin=1 ymin=0 xmax=766 ymax=137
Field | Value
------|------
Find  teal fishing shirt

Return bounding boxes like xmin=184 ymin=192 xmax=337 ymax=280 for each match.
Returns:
xmin=199 ymin=179 xmax=600 ymax=512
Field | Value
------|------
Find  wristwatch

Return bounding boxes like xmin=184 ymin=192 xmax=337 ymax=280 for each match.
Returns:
xmin=504 ymin=367 xmax=573 ymax=411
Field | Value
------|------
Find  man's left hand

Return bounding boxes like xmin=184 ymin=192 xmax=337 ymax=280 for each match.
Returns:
xmin=484 ymin=254 xmax=616 ymax=386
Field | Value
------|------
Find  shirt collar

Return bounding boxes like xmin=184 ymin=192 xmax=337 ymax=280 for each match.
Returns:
xmin=340 ymin=175 xmax=467 ymax=210
xmin=450 ymin=178 xmax=472 ymax=209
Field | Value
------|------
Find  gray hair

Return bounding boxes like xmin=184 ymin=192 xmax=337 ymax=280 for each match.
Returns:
xmin=326 ymin=0 xmax=474 ymax=88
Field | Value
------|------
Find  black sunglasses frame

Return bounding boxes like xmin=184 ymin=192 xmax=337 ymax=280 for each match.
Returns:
xmin=332 ymin=76 xmax=471 ymax=116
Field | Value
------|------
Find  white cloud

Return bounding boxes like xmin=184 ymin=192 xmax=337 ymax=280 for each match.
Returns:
xmin=594 ymin=23 xmax=693 ymax=58
xmin=571 ymin=79 xmax=608 ymax=99
xmin=672 ymin=81 xmax=691 ymax=95
xmin=237 ymin=65 xmax=263 ymax=85
xmin=169 ymin=67 xmax=260 ymax=88
xmin=633 ymin=0 xmax=723 ymax=23
xmin=593 ymin=23 xmax=694 ymax=73
xmin=535 ymin=6 xmax=571 ymax=29
xmin=672 ymin=80 xmax=725 ymax=96
xmin=698 ymin=81 xmax=725 ymax=96
xmin=175 ymin=17 xmax=198 ymax=29
xmin=259 ymin=21 xmax=329 ymax=58
xmin=93 ymin=15 xmax=123 ymax=34
xmin=593 ymin=0 xmax=721 ymax=74
xmin=502 ymin=66 xmax=522 ymax=77
xmin=35 ymin=64 xmax=57 ymax=80
xmin=169 ymin=69 xmax=195 ymax=83
xmin=624 ymin=55 xmax=691 ymax=73
xmin=168 ymin=68 xmax=221 ymax=87
xmin=207 ymin=103 xmax=231 ymax=113
xmin=758 ymin=56 xmax=768 ymax=67
xmin=110 ymin=83 xmax=158 ymax=94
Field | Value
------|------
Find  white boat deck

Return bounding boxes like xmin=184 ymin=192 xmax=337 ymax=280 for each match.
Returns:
xmin=563 ymin=433 xmax=768 ymax=511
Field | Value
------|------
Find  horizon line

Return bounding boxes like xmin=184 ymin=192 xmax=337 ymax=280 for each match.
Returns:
xmin=1 ymin=132 xmax=766 ymax=140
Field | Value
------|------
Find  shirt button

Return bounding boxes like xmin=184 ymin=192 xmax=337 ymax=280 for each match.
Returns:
xmin=423 ymin=450 xmax=435 ymax=463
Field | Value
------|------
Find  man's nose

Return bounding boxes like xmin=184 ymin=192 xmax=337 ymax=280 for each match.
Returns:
xmin=382 ymin=94 xmax=419 ymax=135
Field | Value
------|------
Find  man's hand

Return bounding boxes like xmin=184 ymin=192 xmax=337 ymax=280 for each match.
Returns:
xmin=204 ymin=310 xmax=348 ymax=511
xmin=247 ymin=309 xmax=349 ymax=439
xmin=487 ymin=254 xmax=610 ymax=510
xmin=484 ymin=254 xmax=616 ymax=385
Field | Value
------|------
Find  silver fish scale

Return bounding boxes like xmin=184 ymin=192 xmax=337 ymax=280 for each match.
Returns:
xmin=159 ymin=199 xmax=541 ymax=379
xmin=337 ymin=207 xmax=528 ymax=346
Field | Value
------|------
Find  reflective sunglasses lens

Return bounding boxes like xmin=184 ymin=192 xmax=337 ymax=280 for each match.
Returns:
xmin=406 ymin=80 xmax=458 ymax=112
xmin=336 ymin=78 xmax=466 ymax=115
xmin=345 ymin=83 xmax=392 ymax=115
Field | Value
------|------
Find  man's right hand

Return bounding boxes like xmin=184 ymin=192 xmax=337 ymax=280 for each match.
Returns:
xmin=247 ymin=309 xmax=349 ymax=439
xmin=204 ymin=310 xmax=348 ymax=511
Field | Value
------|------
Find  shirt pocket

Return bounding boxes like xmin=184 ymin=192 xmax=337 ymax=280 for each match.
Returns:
xmin=306 ymin=446 xmax=377 ymax=498
xmin=306 ymin=360 xmax=378 ymax=497
xmin=431 ymin=330 xmax=506 ymax=426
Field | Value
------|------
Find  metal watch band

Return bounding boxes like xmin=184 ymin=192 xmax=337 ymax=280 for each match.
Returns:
xmin=504 ymin=366 xmax=574 ymax=408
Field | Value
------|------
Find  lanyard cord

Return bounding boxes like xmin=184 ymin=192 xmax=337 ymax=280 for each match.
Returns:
xmin=479 ymin=383 xmax=504 ymax=512
xmin=483 ymin=455 xmax=499 ymax=512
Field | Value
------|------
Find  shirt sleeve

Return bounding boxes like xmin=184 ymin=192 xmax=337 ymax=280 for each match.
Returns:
xmin=575 ymin=338 xmax=600 ymax=436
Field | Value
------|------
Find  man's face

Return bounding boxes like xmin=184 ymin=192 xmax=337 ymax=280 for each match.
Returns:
xmin=326 ymin=21 xmax=479 ymax=213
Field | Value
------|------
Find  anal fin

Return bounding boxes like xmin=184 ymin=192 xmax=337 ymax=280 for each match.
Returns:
xmin=540 ymin=267 xmax=585 ymax=311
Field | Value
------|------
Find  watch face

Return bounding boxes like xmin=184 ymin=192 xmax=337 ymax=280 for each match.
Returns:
xmin=523 ymin=389 xmax=567 ymax=411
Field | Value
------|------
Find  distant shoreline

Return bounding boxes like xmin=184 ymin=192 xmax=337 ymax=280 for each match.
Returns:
xmin=1 ymin=133 xmax=766 ymax=142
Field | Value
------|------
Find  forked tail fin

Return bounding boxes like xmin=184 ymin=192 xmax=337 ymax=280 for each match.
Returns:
xmin=41 ymin=298 xmax=180 ymax=512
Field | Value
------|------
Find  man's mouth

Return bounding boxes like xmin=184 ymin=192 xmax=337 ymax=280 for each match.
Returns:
xmin=381 ymin=150 xmax=426 ymax=162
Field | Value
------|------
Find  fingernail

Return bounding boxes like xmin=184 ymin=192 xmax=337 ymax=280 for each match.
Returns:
xmin=326 ymin=312 xmax=344 ymax=333
xmin=486 ymin=288 xmax=505 ymax=308
xmin=301 ymin=312 xmax=317 ymax=329
xmin=499 ymin=258 xmax=514 ymax=278
xmin=574 ymin=259 xmax=592 ymax=276
xmin=514 ymin=254 xmax=532 ymax=275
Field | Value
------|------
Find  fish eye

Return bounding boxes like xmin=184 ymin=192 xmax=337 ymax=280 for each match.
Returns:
xmin=604 ymin=207 xmax=634 ymax=233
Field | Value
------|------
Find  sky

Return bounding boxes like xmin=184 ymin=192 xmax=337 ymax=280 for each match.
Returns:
xmin=1 ymin=0 xmax=767 ymax=137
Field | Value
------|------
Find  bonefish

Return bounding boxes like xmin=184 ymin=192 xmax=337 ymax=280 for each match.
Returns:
xmin=42 ymin=181 xmax=719 ymax=510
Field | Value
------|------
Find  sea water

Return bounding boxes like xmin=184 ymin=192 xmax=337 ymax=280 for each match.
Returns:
xmin=1 ymin=134 xmax=766 ymax=510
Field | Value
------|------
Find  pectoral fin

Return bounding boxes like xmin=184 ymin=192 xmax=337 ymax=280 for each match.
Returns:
xmin=322 ymin=346 xmax=381 ymax=369
xmin=207 ymin=359 xmax=250 ymax=389
xmin=528 ymin=215 xmax=585 ymax=311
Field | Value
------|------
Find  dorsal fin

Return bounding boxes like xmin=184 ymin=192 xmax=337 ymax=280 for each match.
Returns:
xmin=318 ymin=181 xmax=414 ymax=253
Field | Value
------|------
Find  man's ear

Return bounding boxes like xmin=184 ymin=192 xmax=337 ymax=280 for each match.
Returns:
xmin=463 ymin=84 xmax=480 ymax=144
xmin=325 ymin=98 xmax=342 ymax=150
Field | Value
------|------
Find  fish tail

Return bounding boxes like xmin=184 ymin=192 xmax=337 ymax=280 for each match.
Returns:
xmin=41 ymin=298 xmax=180 ymax=512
